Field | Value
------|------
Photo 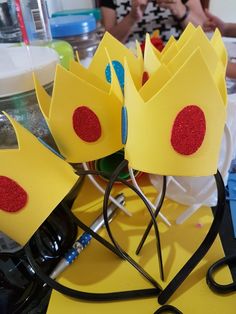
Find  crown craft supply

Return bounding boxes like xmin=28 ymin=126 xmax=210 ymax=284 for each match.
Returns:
xmin=34 ymin=31 xmax=145 ymax=164
xmin=88 ymin=32 xmax=144 ymax=90
xmin=124 ymin=24 xmax=227 ymax=177
xmin=0 ymin=113 xmax=78 ymax=245
xmin=34 ymin=24 xmax=227 ymax=178
xmin=27 ymin=25 xmax=230 ymax=307
xmin=34 ymin=60 xmax=123 ymax=163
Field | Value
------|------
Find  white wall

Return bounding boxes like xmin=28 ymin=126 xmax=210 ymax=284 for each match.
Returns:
xmin=209 ymin=0 xmax=236 ymax=22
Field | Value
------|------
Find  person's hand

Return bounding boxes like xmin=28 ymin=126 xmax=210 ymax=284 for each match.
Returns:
xmin=203 ymin=9 xmax=226 ymax=35
xmin=226 ymin=62 xmax=236 ymax=80
xmin=129 ymin=0 xmax=149 ymax=22
xmin=156 ymin=0 xmax=186 ymax=19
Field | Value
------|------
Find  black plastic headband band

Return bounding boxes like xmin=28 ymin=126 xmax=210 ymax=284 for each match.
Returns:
xmin=136 ymin=176 xmax=167 ymax=255
xmin=24 ymin=166 xmax=164 ymax=301
xmin=158 ymin=170 xmax=226 ymax=304
xmin=76 ymin=165 xmax=164 ymax=286
xmin=102 ymin=159 xmax=165 ymax=281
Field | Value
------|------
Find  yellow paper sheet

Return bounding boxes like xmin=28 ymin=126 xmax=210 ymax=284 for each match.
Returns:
xmin=0 ymin=114 xmax=78 ymax=245
xmin=47 ymin=176 xmax=236 ymax=313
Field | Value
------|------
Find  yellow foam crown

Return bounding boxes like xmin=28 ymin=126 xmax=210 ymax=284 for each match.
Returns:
xmin=34 ymin=32 xmax=143 ymax=163
xmin=124 ymin=24 xmax=227 ymax=176
xmin=0 ymin=113 xmax=78 ymax=245
xmin=35 ymin=25 xmax=227 ymax=177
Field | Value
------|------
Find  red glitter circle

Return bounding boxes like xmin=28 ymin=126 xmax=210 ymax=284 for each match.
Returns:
xmin=72 ymin=106 xmax=102 ymax=142
xmin=142 ymin=71 xmax=149 ymax=85
xmin=171 ymin=105 xmax=206 ymax=155
xmin=0 ymin=176 xmax=28 ymax=212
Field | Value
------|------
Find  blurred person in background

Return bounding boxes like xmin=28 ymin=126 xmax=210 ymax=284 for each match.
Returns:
xmin=99 ymin=0 xmax=207 ymax=43
xmin=203 ymin=9 xmax=236 ymax=79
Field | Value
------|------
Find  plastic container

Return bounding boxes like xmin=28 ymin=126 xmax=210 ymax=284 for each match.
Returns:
xmin=0 ymin=45 xmax=59 ymax=148
xmin=0 ymin=1 xmax=22 ymax=43
xmin=51 ymin=8 xmax=105 ymax=41
xmin=50 ymin=15 xmax=99 ymax=67
xmin=15 ymin=0 xmax=52 ymax=44
xmin=51 ymin=8 xmax=102 ymax=23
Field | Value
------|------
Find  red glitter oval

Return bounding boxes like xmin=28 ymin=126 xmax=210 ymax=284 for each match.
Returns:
xmin=171 ymin=105 xmax=206 ymax=155
xmin=0 ymin=176 xmax=28 ymax=212
xmin=72 ymin=106 xmax=101 ymax=142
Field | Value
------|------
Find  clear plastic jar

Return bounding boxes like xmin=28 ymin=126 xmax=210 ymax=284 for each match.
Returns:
xmin=0 ymin=83 xmax=53 ymax=148
xmin=0 ymin=1 xmax=22 ymax=43
xmin=51 ymin=8 xmax=105 ymax=41
xmin=50 ymin=15 xmax=100 ymax=66
xmin=0 ymin=45 xmax=59 ymax=149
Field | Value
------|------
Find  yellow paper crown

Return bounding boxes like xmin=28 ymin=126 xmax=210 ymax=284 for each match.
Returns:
xmin=144 ymin=25 xmax=227 ymax=96
xmin=35 ymin=27 xmax=227 ymax=177
xmin=34 ymin=32 xmax=144 ymax=163
xmin=0 ymin=113 xmax=78 ymax=245
xmin=35 ymin=61 xmax=123 ymax=163
xmin=124 ymin=25 xmax=227 ymax=176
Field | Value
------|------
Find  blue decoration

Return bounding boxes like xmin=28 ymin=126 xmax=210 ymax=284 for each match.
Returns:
xmin=65 ymin=248 xmax=79 ymax=264
xmin=105 ymin=60 xmax=124 ymax=90
xmin=121 ymin=106 xmax=128 ymax=144
xmin=79 ymin=233 xmax=92 ymax=247
xmin=227 ymin=172 xmax=236 ymax=238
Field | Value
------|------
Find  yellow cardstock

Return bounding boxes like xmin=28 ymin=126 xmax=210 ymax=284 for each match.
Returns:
xmin=69 ymin=59 xmax=110 ymax=93
xmin=144 ymin=33 xmax=161 ymax=75
xmin=176 ymin=22 xmax=195 ymax=49
xmin=170 ymin=27 xmax=219 ymax=75
xmin=211 ymin=28 xmax=228 ymax=69
xmin=0 ymin=113 xmax=78 ymax=245
xmin=160 ymin=42 xmax=178 ymax=65
xmin=124 ymin=48 xmax=226 ymax=176
xmin=160 ymin=35 xmax=176 ymax=55
xmin=35 ymin=26 xmax=227 ymax=177
xmin=139 ymin=63 xmax=172 ymax=100
xmin=47 ymin=177 xmax=236 ymax=314
xmin=35 ymin=63 xmax=123 ymax=163
xmin=88 ymin=32 xmax=143 ymax=90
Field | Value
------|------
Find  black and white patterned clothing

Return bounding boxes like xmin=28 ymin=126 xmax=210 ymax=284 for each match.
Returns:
xmin=100 ymin=0 xmax=182 ymax=43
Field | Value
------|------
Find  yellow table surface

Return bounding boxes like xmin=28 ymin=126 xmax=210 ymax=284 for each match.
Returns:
xmin=47 ymin=175 xmax=236 ymax=313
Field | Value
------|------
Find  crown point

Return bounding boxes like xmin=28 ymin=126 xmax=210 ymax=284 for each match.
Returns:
xmin=171 ymin=105 xmax=206 ymax=155
xmin=0 ymin=176 xmax=28 ymax=212
xmin=72 ymin=106 xmax=102 ymax=143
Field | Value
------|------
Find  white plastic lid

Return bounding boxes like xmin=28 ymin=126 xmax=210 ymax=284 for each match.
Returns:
xmin=0 ymin=45 xmax=59 ymax=97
